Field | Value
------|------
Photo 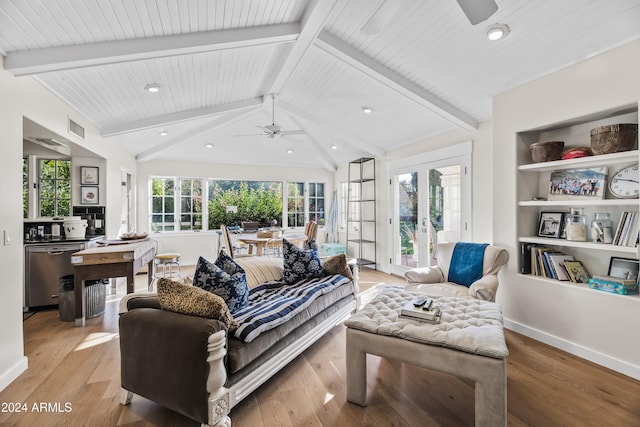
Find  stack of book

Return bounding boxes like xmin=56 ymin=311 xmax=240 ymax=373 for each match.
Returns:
xmin=520 ymin=243 xmax=593 ymax=283
xmin=612 ymin=212 xmax=640 ymax=247
xmin=588 ymin=275 xmax=639 ymax=295
xmin=400 ymin=299 xmax=441 ymax=324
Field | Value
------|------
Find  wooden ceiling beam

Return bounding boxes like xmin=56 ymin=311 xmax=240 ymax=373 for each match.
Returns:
xmin=286 ymin=115 xmax=337 ymax=172
xmin=101 ymin=97 xmax=264 ymax=137
xmin=135 ymin=106 xmax=263 ymax=162
xmin=263 ymin=0 xmax=338 ymax=100
xmin=5 ymin=23 xmax=300 ymax=76
xmin=278 ymin=100 xmax=387 ymax=158
xmin=315 ymin=30 xmax=478 ymax=131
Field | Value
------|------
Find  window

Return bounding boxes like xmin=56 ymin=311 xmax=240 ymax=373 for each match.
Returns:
xmin=179 ymin=178 xmax=203 ymax=230
xmin=287 ymin=182 xmax=304 ymax=227
xmin=39 ymin=159 xmax=70 ymax=217
xmin=308 ymin=182 xmax=325 ymax=225
xmin=148 ymin=177 xmax=325 ymax=232
xmin=207 ymin=180 xmax=283 ymax=229
xmin=150 ymin=177 xmax=175 ymax=232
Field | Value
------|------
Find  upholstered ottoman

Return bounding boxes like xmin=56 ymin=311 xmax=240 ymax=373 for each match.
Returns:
xmin=344 ymin=287 xmax=509 ymax=427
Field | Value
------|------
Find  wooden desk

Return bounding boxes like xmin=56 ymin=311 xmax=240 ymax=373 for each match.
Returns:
xmin=238 ymin=234 xmax=307 ymax=256
xmin=71 ymin=239 xmax=154 ymax=326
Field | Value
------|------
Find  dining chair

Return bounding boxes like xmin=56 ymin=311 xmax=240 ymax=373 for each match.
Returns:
xmin=304 ymin=221 xmax=318 ymax=242
xmin=220 ymin=224 xmax=254 ymax=258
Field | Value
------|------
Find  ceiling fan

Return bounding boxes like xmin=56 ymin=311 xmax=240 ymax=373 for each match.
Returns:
xmin=238 ymin=93 xmax=305 ymax=139
xmin=360 ymin=0 xmax=498 ymax=35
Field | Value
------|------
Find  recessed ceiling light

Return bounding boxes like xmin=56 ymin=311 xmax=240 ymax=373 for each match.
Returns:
xmin=362 ymin=106 xmax=374 ymax=114
xmin=144 ymin=83 xmax=160 ymax=93
xmin=287 ymin=149 xmax=294 ymax=154
xmin=205 ymin=143 xmax=214 ymax=149
xmin=331 ymin=144 xmax=338 ymax=150
xmin=486 ymin=23 xmax=510 ymax=41
xmin=159 ymin=130 xmax=168 ymax=136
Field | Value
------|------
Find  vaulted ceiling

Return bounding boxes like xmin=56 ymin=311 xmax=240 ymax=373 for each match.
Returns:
xmin=3 ymin=0 xmax=640 ymax=171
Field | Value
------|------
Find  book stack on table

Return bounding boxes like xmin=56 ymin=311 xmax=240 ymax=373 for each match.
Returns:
xmin=400 ymin=298 xmax=441 ymax=324
xmin=588 ymin=275 xmax=639 ymax=295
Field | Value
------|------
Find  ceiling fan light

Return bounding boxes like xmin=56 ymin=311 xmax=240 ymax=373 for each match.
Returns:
xmin=159 ymin=130 xmax=168 ymax=136
xmin=486 ymin=23 xmax=509 ymax=41
xmin=362 ymin=106 xmax=374 ymax=114
xmin=144 ymin=83 xmax=160 ymax=93
xmin=287 ymin=149 xmax=294 ymax=154
xmin=331 ymin=144 xmax=338 ymax=150
xmin=205 ymin=143 xmax=214 ymax=149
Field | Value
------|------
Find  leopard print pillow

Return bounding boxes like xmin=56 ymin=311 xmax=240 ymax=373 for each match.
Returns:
xmin=321 ymin=253 xmax=353 ymax=280
xmin=157 ymin=278 xmax=238 ymax=329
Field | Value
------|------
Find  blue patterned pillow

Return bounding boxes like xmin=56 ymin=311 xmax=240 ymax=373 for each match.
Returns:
xmin=193 ymin=252 xmax=249 ymax=314
xmin=282 ymin=238 xmax=324 ymax=284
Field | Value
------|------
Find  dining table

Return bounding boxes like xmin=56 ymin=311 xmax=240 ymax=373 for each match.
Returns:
xmin=238 ymin=233 xmax=308 ymax=256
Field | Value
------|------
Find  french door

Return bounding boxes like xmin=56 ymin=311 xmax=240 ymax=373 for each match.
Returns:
xmin=389 ymin=151 xmax=471 ymax=276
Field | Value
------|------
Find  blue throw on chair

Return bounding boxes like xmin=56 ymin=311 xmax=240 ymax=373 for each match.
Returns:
xmin=448 ymin=242 xmax=489 ymax=287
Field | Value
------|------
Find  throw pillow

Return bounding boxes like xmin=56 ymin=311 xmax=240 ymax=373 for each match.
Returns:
xmin=157 ymin=278 xmax=238 ymax=329
xmin=193 ymin=253 xmax=249 ymax=314
xmin=321 ymin=253 xmax=353 ymax=280
xmin=235 ymin=257 xmax=284 ymax=288
xmin=282 ymin=238 xmax=324 ymax=285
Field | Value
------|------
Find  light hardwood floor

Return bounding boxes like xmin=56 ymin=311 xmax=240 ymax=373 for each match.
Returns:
xmin=1 ymin=267 xmax=639 ymax=426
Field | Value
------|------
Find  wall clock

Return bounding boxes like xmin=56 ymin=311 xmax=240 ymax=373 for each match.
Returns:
xmin=609 ymin=163 xmax=639 ymax=199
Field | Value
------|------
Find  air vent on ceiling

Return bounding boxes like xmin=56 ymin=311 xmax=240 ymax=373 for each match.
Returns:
xmin=68 ymin=117 xmax=85 ymax=139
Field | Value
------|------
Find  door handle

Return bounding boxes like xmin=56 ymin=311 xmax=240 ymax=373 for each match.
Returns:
xmin=47 ymin=251 xmax=64 ymax=255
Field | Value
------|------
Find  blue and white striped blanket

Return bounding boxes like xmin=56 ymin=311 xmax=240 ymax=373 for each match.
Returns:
xmin=232 ymin=274 xmax=351 ymax=342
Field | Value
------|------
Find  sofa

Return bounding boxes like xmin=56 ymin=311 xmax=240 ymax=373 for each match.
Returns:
xmin=404 ymin=242 xmax=509 ymax=301
xmin=118 ymin=250 xmax=359 ymax=427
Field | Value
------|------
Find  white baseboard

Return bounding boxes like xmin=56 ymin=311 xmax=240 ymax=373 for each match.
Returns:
xmin=504 ymin=318 xmax=640 ymax=381
xmin=0 ymin=356 xmax=28 ymax=392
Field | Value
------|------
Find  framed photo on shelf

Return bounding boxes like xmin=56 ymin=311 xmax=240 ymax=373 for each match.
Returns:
xmin=608 ymin=257 xmax=639 ymax=281
xmin=537 ymin=211 xmax=565 ymax=238
xmin=80 ymin=166 xmax=99 ymax=185
xmin=81 ymin=186 xmax=99 ymax=204
xmin=547 ymin=167 xmax=607 ymax=201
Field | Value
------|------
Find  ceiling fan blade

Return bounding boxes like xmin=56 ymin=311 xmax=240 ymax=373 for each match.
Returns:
xmin=234 ymin=133 xmax=265 ymax=137
xmin=360 ymin=0 xmax=404 ymax=35
xmin=280 ymin=130 xmax=306 ymax=136
xmin=456 ymin=0 xmax=498 ymax=25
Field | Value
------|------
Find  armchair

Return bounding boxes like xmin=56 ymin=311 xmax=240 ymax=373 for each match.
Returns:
xmin=404 ymin=242 xmax=509 ymax=301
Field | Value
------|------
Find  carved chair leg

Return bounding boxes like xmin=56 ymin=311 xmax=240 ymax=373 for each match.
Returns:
xmin=120 ymin=388 xmax=133 ymax=405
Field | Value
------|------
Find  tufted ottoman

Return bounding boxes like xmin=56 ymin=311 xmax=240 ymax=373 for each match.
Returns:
xmin=344 ymin=286 xmax=508 ymax=427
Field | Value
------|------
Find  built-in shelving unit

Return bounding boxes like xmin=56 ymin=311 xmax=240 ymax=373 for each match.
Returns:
xmin=346 ymin=157 xmax=376 ymax=270
xmin=516 ymin=107 xmax=639 ymax=298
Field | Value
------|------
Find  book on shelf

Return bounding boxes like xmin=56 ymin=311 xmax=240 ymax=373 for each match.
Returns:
xmin=547 ymin=254 xmax=575 ymax=281
xmin=564 ymin=260 xmax=591 ymax=283
xmin=400 ymin=302 xmax=441 ymax=322
xmin=613 ymin=211 xmax=640 ymax=247
xmin=591 ymin=275 xmax=636 ymax=285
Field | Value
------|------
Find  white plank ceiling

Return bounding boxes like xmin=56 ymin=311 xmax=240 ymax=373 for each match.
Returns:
xmin=2 ymin=0 xmax=640 ymax=170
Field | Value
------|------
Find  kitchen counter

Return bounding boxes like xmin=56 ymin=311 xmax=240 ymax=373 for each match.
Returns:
xmin=24 ymin=235 xmax=105 ymax=245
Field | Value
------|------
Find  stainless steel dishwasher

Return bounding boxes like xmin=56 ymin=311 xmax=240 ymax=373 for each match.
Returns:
xmin=25 ymin=242 xmax=85 ymax=308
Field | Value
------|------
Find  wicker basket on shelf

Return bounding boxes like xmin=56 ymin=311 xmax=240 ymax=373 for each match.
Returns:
xmin=590 ymin=123 xmax=638 ymax=155
xmin=530 ymin=141 xmax=564 ymax=163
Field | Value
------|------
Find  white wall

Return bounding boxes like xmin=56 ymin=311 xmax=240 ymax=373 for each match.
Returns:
xmin=0 ymin=62 xmax=137 ymax=391
xmin=335 ymin=119 xmax=495 ymax=273
xmin=493 ymin=40 xmax=640 ymax=379
xmin=136 ymin=160 xmax=335 ymax=265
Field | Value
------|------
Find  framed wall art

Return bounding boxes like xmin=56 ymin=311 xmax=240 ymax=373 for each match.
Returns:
xmin=81 ymin=186 xmax=99 ymax=204
xmin=81 ymin=166 xmax=99 ymax=185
